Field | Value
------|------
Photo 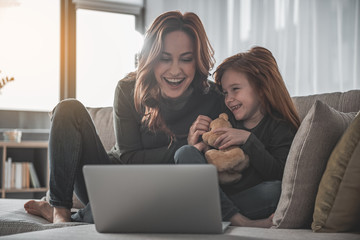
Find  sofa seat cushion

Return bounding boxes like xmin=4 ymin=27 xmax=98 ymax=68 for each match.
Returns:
xmin=2 ymin=223 xmax=360 ymax=240
xmin=0 ymin=199 xmax=88 ymax=237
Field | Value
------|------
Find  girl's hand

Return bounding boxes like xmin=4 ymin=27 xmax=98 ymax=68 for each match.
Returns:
xmin=188 ymin=115 xmax=212 ymax=146
xmin=212 ymin=128 xmax=251 ymax=150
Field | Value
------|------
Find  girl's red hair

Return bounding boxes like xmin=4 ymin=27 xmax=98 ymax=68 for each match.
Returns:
xmin=214 ymin=46 xmax=300 ymax=130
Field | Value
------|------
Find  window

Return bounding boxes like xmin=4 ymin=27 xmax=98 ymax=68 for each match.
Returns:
xmin=76 ymin=9 xmax=142 ymax=107
xmin=0 ymin=0 xmax=60 ymax=111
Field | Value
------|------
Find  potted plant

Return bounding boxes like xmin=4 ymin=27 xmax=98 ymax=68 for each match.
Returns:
xmin=0 ymin=70 xmax=15 ymax=93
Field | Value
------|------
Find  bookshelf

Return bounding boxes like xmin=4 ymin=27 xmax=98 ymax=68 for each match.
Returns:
xmin=0 ymin=141 xmax=49 ymax=198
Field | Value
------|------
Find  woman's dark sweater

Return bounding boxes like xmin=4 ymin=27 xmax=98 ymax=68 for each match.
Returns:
xmin=108 ymin=76 xmax=224 ymax=164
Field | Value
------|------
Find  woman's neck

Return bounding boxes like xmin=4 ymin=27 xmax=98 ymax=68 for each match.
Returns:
xmin=160 ymin=87 xmax=194 ymax=111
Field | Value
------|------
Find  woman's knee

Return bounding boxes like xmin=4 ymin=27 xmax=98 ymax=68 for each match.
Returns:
xmin=174 ymin=145 xmax=206 ymax=164
xmin=51 ymin=99 xmax=87 ymax=121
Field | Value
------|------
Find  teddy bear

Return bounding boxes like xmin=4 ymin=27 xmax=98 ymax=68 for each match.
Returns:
xmin=202 ymin=113 xmax=249 ymax=184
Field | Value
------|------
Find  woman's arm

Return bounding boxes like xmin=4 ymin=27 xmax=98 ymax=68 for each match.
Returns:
xmin=187 ymin=115 xmax=212 ymax=152
xmin=112 ymin=79 xmax=179 ymax=164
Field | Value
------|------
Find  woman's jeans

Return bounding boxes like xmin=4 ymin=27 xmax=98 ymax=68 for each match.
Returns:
xmin=174 ymin=145 xmax=281 ymax=221
xmin=48 ymin=99 xmax=116 ymax=223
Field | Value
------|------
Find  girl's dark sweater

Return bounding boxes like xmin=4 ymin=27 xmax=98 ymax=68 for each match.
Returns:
xmin=221 ymin=110 xmax=297 ymax=195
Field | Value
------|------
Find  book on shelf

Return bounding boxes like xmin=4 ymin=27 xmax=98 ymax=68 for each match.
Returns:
xmin=4 ymin=157 xmax=12 ymax=189
xmin=4 ymin=159 xmax=41 ymax=189
xmin=28 ymin=162 xmax=41 ymax=188
xmin=15 ymin=162 xmax=22 ymax=189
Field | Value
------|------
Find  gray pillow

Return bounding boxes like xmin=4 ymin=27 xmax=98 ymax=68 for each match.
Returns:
xmin=272 ymin=100 xmax=356 ymax=229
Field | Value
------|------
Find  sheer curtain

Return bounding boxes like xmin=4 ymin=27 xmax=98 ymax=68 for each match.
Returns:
xmin=145 ymin=0 xmax=359 ymax=96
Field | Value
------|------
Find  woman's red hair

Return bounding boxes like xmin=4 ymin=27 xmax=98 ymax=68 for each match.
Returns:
xmin=133 ymin=11 xmax=215 ymax=136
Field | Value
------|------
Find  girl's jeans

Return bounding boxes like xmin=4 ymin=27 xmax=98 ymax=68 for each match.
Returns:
xmin=174 ymin=145 xmax=281 ymax=221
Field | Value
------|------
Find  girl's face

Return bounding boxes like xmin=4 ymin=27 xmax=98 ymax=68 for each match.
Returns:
xmin=154 ymin=30 xmax=196 ymax=99
xmin=221 ymin=69 xmax=264 ymax=129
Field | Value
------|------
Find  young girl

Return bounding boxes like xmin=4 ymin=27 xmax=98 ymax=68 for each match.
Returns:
xmin=175 ymin=46 xmax=300 ymax=227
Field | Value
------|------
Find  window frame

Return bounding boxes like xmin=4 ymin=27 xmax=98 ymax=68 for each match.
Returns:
xmin=60 ymin=0 xmax=144 ymax=100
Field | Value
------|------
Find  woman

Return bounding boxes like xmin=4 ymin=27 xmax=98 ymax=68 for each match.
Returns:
xmin=175 ymin=47 xmax=300 ymax=227
xmin=24 ymin=11 xmax=223 ymax=223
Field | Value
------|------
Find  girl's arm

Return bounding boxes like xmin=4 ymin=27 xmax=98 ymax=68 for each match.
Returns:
xmin=213 ymin=122 xmax=295 ymax=180
xmin=240 ymin=123 xmax=295 ymax=180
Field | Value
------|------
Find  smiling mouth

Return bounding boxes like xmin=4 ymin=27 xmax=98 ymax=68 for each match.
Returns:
xmin=230 ymin=104 xmax=242 ymax=111
xmin=164 ymin=77 xmax=185 ymax=86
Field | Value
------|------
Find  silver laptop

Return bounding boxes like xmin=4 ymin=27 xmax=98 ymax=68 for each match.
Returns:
xmin=83 ymin=164 xmax=230 ymax=234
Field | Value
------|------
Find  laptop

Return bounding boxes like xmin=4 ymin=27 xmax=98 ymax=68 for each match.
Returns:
xmin=83 ymin=164 xmax=230 ymax=234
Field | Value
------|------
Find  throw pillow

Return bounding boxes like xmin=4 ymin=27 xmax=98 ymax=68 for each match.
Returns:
xmin=312 ymin=112 xmax=360 ymax=232
xmin=272 ymin=100 xmax=356 ymax=229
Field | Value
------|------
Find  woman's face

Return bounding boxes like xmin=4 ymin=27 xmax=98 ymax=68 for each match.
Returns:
xmin=154 ymin=30 xmax=196 ymax=99
xmin=221 ymin=69 xmax=264 ymax=129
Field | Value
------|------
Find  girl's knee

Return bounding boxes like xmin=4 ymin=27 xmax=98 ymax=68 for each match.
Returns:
xmin=174 ymin=145 xmax=206 ymax=164
xmin=261 ymin=181 xmax=281 ymax=208
xmin=175 ymin=145 xmax=195 ymax=164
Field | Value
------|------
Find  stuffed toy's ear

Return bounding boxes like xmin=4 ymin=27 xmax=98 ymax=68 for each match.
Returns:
xmin=218 ymin=113 xmax=229 ymax=121
xmin=202 ymin=113 xmax=232 ymax=147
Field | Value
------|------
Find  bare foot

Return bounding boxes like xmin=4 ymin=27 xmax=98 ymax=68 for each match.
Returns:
xmin=246 ymin=214 xmax=274 ymax=228
xmin=53 ymin=207 xmax=71 ymax=223
xmin=230 ymin=213 xmax=274 ymax=228
xmin=24 ymin=200 xmax=72 ymax=223
xmin=24 ymin=200 xmax=54 ymax=222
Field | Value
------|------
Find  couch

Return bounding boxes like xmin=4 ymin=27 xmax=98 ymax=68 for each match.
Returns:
xmin=1 ymin=90 xmax=360 ymax=239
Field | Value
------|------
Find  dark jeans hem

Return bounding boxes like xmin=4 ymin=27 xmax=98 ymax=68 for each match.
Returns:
xmin=241 ymin=205 xmax=277 ymax=219
xmin=49 ymin=199 xmax=72 ymax=209
xmin=223 ymin=208 xmax=239 ymax=221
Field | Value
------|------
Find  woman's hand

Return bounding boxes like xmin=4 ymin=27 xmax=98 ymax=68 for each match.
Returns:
xmin=212 ymin=128 xmax=251 ymax=150
xmin=188 ymin=115 xmax=212 ymax=146
xmin=193 ymin=141 xmax=211 ymax=153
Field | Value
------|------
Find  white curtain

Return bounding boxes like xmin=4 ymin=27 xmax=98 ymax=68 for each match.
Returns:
xmin=145 ymin=0 xmax=360 ymax=96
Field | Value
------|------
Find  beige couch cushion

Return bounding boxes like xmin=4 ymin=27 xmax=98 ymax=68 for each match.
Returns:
xmin=312 ymin=112 xmax=360 ymax=232
xmin=292 ymin=90 xmax=360 ymax=121
xmin=272 ymin=100 xmax=356 ymax=229
xmin=87 ymin=107 xmax=115 ymax=152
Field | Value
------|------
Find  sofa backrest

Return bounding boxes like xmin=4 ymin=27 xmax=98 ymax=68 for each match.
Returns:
xmin=87 ymin=106 xmax=115 ymax=152
xmin=88 ymin=89 xmax=360 ymax=152
xmin=292 ymin=90 xmax=360 ymax=121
